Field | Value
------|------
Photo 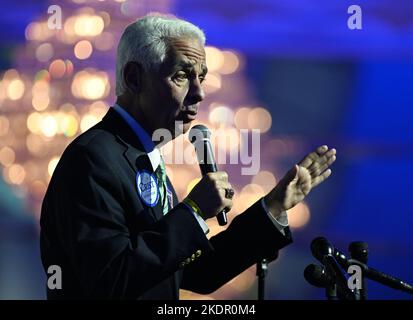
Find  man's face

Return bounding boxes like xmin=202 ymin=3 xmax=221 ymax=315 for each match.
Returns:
xmin=140 ymin=37 xmax=207 ymax=138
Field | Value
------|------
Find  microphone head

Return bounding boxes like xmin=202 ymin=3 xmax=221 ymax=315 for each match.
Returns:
xmin=188 ymin=125 xmax=210 ymax=144
xmin=348 ymin=241 xmax=368 ymax=264
xmin=311 ymin=237 xmax=334 ymax=262
xmin=304 ymin=264 xmax=332 ymax=288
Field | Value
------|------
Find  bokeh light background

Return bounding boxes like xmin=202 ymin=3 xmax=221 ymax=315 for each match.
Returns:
xmin=0 ymin=0 xmax=412 ymax=299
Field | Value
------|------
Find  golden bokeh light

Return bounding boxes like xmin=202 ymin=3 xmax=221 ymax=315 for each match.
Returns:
xmin=74 ymin=40 xmax=93 ymax=60
xmin=3 ymin=69 xmax=19 ymax=80
xmin=203 ymin=73 xmax=221 ymax=93
xmin=34 ymin=69 xmax=51 ymax=82
xmin=65 ymin=60 xmax=74 ymax=76
xmin=49 ymin=59 xmax=66 ymax=79
xmin=221 ymin=50 xmax=240 ymax=74
xmin=26 ymin=133 xmax=45 ymax=156
xmin=48 ymin=157 xmax=60 ymax=176
xmin=35 ymin=43 xmax=54 ymax=62
xmin=251 ymin=170 xmax=276 ymax=193
xmin=27 ymin=112 xmax=43 ymax=134
xmin=208 ymin=106 xmax=234 ymax=127
xmin=32 ymin=96 xmax=50 ymax=111
xmin=31 ymin=80 xmax=50 ymax=111
xmin=63 ymin=16 xmax=77 ymax=37
xmin=71 ymin=70 xmax=109 ymax=100
xmin=234 ymin=107 xmax=251 ymax=129
xmin=80 ymin=114 xmax=100 ymax=132
xmin=205 ymin=46 xmax=224 ymax=72
xmin=247 ymin=107 xmax=272 ymax=133
xmin=98 ymin=11 xmax=111 ymax=27
xmin=241 ymin=183 xmax=265 ymax=197
xmin=0 ymin=147 xmax=15 ymax=167
xmin=237 ymin=183 xmax=266 ymax=211
xmin=59 ymin=102 xmax=78 ymax=114
xmin=89 ymin=100 xmax=109 ymax=118
xmin=61 ymin=114 xmax=79 ymax=137
xmin=40 ymin=114 xmax=58 ymax=137
xmin=7 ymin=164 xmax=26 ymax=185
xmin=74 ymin=15 xmax=104 ymax=37
xmin=25 ymin=22 xmax=54 ymax=41
xmin=84 ymin=77 xmax=106 ymax=99
xmin=7 ymin=79 xmax=25 ymax=100
xmin=0 ymin=116 xmax=10 ymax=136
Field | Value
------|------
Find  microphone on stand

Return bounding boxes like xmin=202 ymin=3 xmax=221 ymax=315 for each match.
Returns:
xmin=304 ymin=263 xmax=337 ymax=300
xmin=310 ymin=237 xmax=355 ymax=300
xmin=188 ymin=125 xmax=227 ymax=226
xmin=313 ymin=237 xmax=413 ymax=295
xmin=304 ymin=264 xmax=335 ymax=288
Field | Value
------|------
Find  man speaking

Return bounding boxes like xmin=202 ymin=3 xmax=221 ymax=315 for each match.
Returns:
xmin=40 ymin=14 xmax=337 ymax=299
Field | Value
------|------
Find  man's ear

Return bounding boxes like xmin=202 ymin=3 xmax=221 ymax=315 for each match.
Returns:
xmin=123 ymin=61 xmax=143 ymax=94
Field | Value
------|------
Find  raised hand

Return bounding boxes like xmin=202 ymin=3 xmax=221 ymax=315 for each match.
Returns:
xmin=264 ymin=145 xmax=336 ymax=218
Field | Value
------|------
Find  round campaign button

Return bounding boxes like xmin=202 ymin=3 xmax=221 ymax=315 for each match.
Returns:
xmin=136 ymin=170 xmax=159 ymax=207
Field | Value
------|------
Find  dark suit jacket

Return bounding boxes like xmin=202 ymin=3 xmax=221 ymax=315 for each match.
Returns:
xmin=40 ymin=108 xmax=292 ymax=299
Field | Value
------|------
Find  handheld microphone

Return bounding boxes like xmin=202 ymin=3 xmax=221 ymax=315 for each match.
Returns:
xmin=313 ymin=237 xmax=413 ymax=295
xmin=188 ymin=125 xmax=228 ymax=226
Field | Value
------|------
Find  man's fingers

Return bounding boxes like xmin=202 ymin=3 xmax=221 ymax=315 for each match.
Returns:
xmin=311 ymin=169 xmax=332 ymax=188
xmin=307 ymin=148 xmax=336 ymax=171
xmin=218 ymin=187 xmax=233 ymax=211
xmin=207 ymin=171 xmax=228 ymax=182
xmin=316 ymin=145 xmax=329 ymax=155
xmin=308 ymin=154 xmax=336 ymax=176
xmin=298 ymin=145 xmax=329 ymax=168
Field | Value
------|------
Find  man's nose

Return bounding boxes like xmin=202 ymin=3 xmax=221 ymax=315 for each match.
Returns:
xmin=187 ymin=77 xmax=205 ymax=105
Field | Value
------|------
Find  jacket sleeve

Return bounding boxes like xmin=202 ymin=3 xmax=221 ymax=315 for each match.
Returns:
xmin=51 ymin=144 xmax=213 ymax=298
xmin=180 ymin=198 xmax=293 ymax=294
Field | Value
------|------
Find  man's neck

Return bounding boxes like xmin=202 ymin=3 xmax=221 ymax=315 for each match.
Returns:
xmin=115 ymin=96 xmax=155 ymax=140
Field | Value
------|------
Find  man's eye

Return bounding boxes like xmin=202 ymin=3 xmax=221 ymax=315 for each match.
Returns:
xmin=199 ymin=75 xmax=206 ymax=83
xmin=174 ymin=72 xmax=188 ymax=81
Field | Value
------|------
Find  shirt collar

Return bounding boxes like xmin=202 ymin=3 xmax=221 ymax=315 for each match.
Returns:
xmin=112 ymin=104 xmax=161 ymax=171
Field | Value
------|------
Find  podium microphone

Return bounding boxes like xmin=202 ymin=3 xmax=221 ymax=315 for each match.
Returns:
xmin=310 ymin=237 xmax=355 ymax=300
xmin=315 ymin=237 xmax=413 ymax=295
xmin=189 ymin=125 xmax=228 ymax=226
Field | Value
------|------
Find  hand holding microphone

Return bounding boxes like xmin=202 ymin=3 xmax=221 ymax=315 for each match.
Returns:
xmin=185 ymin=125 xmax=233 ymax=224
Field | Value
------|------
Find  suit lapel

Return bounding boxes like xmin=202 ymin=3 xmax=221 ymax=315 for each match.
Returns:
xmin=101 ymin=108 xmax=165 ymax=222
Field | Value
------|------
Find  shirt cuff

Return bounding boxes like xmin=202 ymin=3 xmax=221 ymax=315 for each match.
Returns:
xmin=182 ymin=202 xmax=209 ymax=235
xmin=260 ymin=198 xmax=289 ymax=236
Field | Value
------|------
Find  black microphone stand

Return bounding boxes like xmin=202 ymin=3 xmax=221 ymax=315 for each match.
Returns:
xmin=257 ymin=259 xmax=268 ymax=300
xmin=349 ymin=241 xmax=368 ymax=300
xmin=324 ymin=266 xmax=338 ymax=300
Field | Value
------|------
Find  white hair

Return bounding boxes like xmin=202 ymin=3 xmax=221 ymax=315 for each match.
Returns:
xmin=115 ymin=14 xmax=206 ymax=96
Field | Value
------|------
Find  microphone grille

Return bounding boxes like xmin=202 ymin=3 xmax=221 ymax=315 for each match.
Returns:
xmin=188 ymin=124 xmax=210 ymax=143
xmin=304 ymin=264 xmax=329 ymax=288
xmin=348 ymin=241 xmax=368 ymax=263
xmin=310 ymin=236 xmax=331 ymax=261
